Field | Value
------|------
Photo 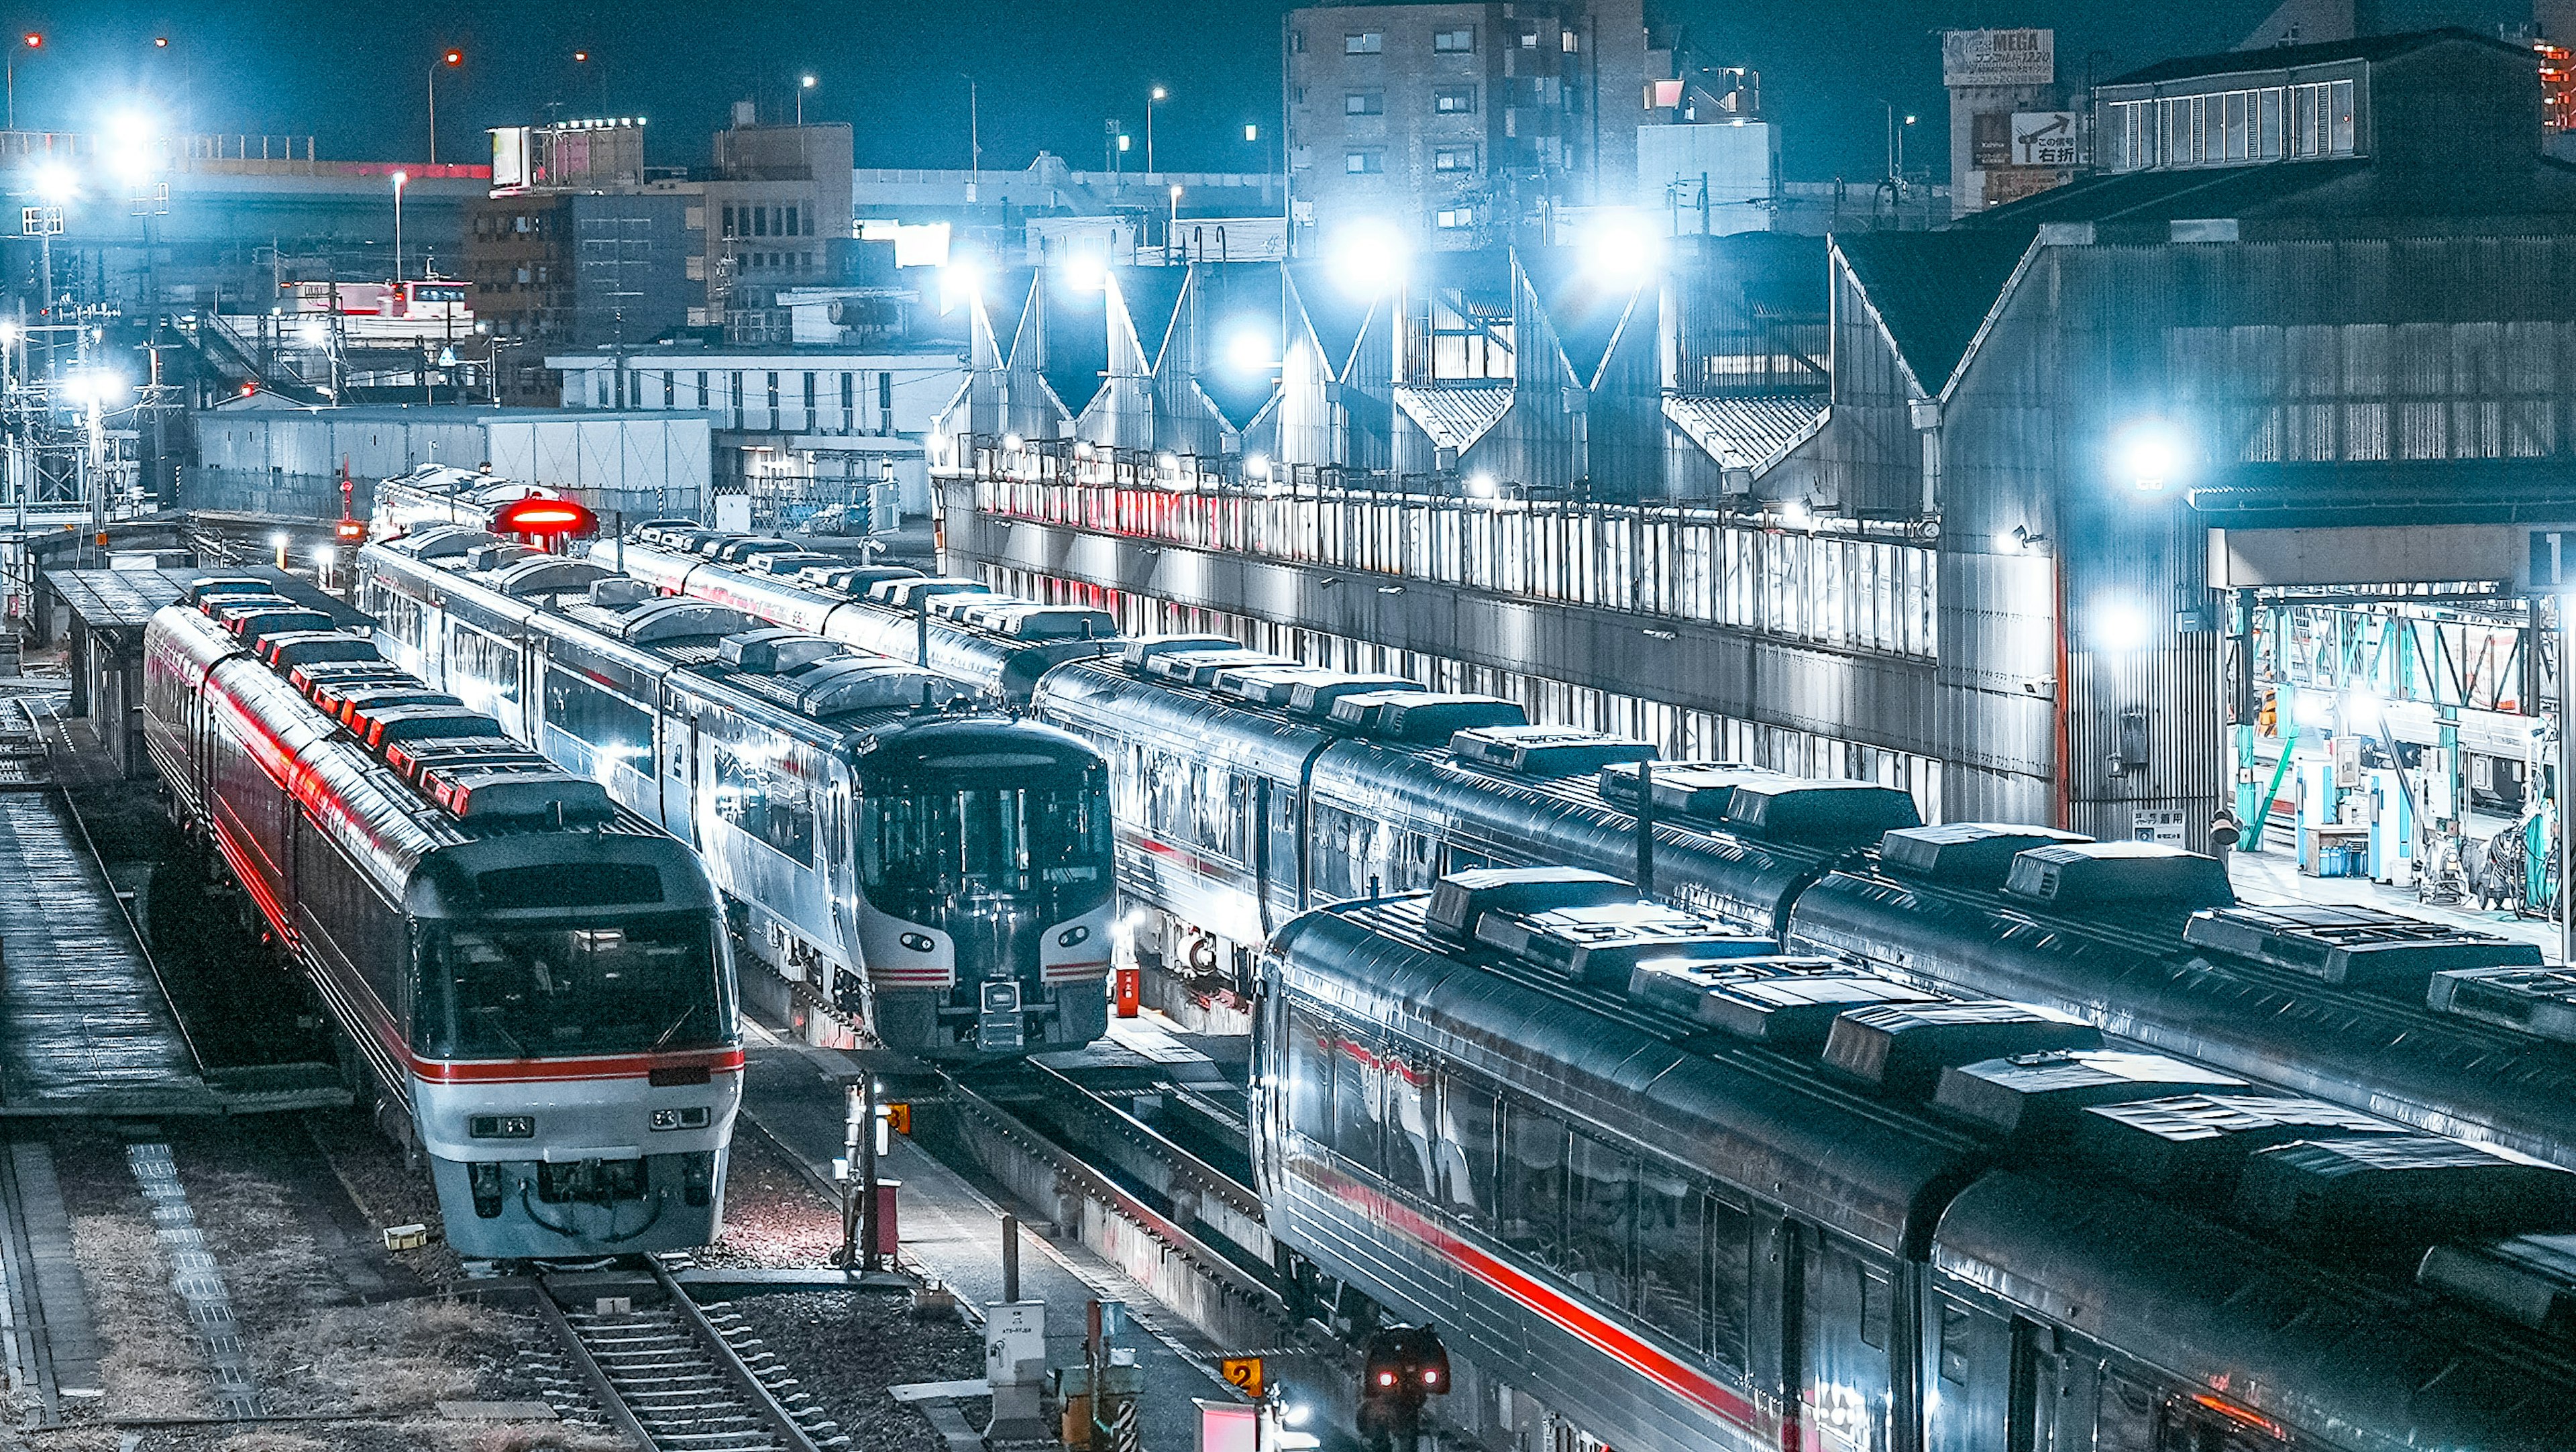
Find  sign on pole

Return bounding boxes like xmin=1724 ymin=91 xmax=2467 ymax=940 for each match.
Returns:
xmin=1943 ymin=29 xmax=2055 ymax=86
xmin=1220 ymin=1355 xmax=1266 ymax=1399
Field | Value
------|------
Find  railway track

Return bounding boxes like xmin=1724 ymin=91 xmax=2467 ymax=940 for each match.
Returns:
xmin=534 ymin=1255 xmax=850 ymax=1452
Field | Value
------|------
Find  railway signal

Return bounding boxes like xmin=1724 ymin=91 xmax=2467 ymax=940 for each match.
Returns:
xmin=1356 ymin=1325 xmax=1448 ymax=1452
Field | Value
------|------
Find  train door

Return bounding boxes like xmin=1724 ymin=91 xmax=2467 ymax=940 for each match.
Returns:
xmin=1750 ymin=1211 xmax=1805 ymax=1452
xmin=2005 ymin=1320 xmax=2085 ymax=1452
xmin=660 ymin=684 xmax=698 ymax=842
xmin=1803 ymin=1233 xmax=1913 ymax=1452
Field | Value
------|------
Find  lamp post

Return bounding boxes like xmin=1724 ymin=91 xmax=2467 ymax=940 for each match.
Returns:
xmin=573 ymin=49 xmax=607 ymax=115
xmin=7 ymin=32 xmax=38 ymax=133
xmin=1146 ymin=85 xmax=1166 ymax=174
xmin=392 ymin=170 xmax=408 ymax=282
xmin=427 ymin=48 xmax=462 ymax=165
xmin=798 ymin=73 xmax=816 ymax=125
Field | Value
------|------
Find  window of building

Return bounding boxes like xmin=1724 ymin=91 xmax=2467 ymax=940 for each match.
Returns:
xmin=1521 ymin=30 xmax=1539 ymax=47
xmin=1562 ymin=28 xmax=1578 ymax=51
xmin=1345 ymin=30 xmax=1383 ymax=54
xmin=1289 ymin=28 xmax=1303 ymax=53
xmin=1346 ymin=150 xmax=1384 ymax=174
xmin=1434 ymin=87 xmax=1476 ymax=114
xmin=766 ymin=371 xmax=781 ymax=412
xmin=729 ymin=371 xmax=744 ymax=412
xmin=1435 ymin=208 xmax=1473 ymax=229
xmin=877 ymin=371 xmax=893 ymax=413
xmin=696 ymin=371 xmax=709 ymax=407
xmin=662 ymin=372 xmax=675 ymax=407
xmin=1434 ymin=28 xmax=1473 ymax=52
xmin=721 ymin=205 xmax=736 ymax=237
xmin=841 ymin=372 xmax=855 ymax=416
xmin=1434 ymin=147 xmax=1475 ymax=172
xmin=1346 ymin=91 xmax=1384 ymax=115
xmin=593 ymin=372 xmax=610 ymax=407
xmin=802 ymin=371 xmax=817 ymax=413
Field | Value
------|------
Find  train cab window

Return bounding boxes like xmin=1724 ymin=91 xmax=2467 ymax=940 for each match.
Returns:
xmin=1565 ymin=1134 xmax=1633 ymax=1308
xmin=1436 ymin=1074 xmax=1496 ymax=1222
xmin=417 ymin=911 xmax=727 ymax=1060
xmin=1287 ymin=1006 xmax=1332 ymax=1145
xmin=1499 ymin=1104 xmax=1568 ymax=1265
xmin=1330 ymin=1027 xmax=1385 ymax=1176
xmin=1636 ymin=1161 xmax=1703 ymax=1350
xmin=859 ymin=774 xmax=1113 ymax=924
xmin=1383 ymin=1052 xmax=1436 ymax=1197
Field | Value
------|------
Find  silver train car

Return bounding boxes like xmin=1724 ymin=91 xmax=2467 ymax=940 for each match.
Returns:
xmin=592 ymin=522 xmax=2576 ymax=1170
xmin=356 ymin=530 xmax=1115 ymax=1059
xmin=1261 ymin=868 xmax=2576 ymax=1452
xmin=142 ymin=582 xmax=739 ymax=1258
xmin=598 ymin=529 xmax=1118 ymax=703
xmin=370 ymin=462 xmax=570 ymax=541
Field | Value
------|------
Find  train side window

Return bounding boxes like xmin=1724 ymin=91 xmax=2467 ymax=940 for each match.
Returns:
xmin=1499 ymin=1103 xmax=1567 ymax=1266
xmin=2094 ymin=1365 xmax=2161 ymax=1452
xmin=1635 ymin=1160 xmax=1703 ymax=1351
xmin=710 ymin=738 xmax=816 ymax=865
xmin=1566 ymin=1133 xmax=1633 ymax=1309
xmin=1330 ymin=1025 xmax=1384 ymax=1176
xmin=1706 ymin=1195 xmax=1753 ymax=1372
xmin=1859 ymin=1267 xmax=1891 ymax=1350
xmin=1383 ymin=1051 xmax=1435 ymax=1197
xmin=1286 ymin=1006 xmax=1331 ymax=1145
xmin=1436 ymin=1074 xmax=1496 ymax=1222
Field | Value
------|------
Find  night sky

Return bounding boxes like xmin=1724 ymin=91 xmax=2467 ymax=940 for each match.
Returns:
xmin=20 ymin=1 xmax=2294 ymax=181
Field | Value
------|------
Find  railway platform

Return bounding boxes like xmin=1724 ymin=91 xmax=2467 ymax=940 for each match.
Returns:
xmin=737 ymin=1010 xmax=1308 ymax=1452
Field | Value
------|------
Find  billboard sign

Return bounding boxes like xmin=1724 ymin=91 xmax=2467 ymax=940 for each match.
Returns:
xmin=490 ymin=127 xmax=532 ymax=191
xmin=2011 ymin=112 xmax=2080 ymax=166
xmin=1943 ymin=28 xmax=2054 ymax=87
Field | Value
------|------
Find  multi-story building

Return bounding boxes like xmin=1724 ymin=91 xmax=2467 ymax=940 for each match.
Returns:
xmin=703 ymin=107 xmax=855 ymax=342
xmin=1285 ymin=0 xmax=1648 ymax=252
xmin=464 ymin=187 xmax=696 ymax=405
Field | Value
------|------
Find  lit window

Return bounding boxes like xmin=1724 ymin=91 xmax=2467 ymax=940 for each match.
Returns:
xmin=1346 ymin=150 xmax=1384 ymax=174
xmin=1346 ymin=31 xmax=1383 ymax=54
xmin=1562 ymin=30 xmax=1578 ymax=52
xmin=1434 ymin=148 xmax=1475 ymax=172
xmin=1434 ymin=28 xmax=1473 ymax=52
xmin=1434 ymin=208 xmax=1472 ymax=229
xmin=1434 ymin=87 xmax=1476 ymax=115
xmin=1346 ymin=91 xmax=1384 ymax=115
xmin=1521 ymin=31 xmax=1538 ymax=48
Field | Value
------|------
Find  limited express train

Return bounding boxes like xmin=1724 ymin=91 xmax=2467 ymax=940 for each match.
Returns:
xmin=354 ymin=529 xmax=1116 ymax=1058
xmin=142 ymin=579 xmax=739 ymax=1257
xmin=371 ymin=463 xmax=577 ymax=543
xmin=593 ymin=523 xmax=2576 ymax=1170
xmin=1263 ymin=866 xmax=2576 ymax=1452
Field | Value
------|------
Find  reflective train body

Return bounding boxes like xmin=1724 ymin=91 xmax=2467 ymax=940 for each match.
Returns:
xmin=372 ymin=464 xmax=568 ymax=542
xmin=1262 ymin=872 xmax=2576 ymax=1452
xmin=142 ymin=586 xmax=739 ymax=1258
xmin=592 ymin=523 xmax=2576 ymax=1170
xmin=356 ymin=531 xmax=1115 ymax=1059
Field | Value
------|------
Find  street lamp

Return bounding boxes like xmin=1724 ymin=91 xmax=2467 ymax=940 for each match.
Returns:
xmin=1146 ymin=85 xmax=1166 ymax=174
xmin=572 ymin=50 xmax=608 ymax=115
xmin=392 ymin=171 xmax=409 ymax=281
xmin=798 ymin=73 xmax=817 ymax=125
xmin=427 ymin=48 xmax=462 ymax=166
xmin=7 ymin=32 xmax=38 ymax=132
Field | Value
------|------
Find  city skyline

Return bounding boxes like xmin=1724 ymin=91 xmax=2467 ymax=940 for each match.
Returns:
xmin=16 ymin=0 xmax=2293 ymax=180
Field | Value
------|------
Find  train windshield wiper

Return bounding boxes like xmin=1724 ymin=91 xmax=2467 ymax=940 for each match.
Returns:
xmin=478 ymin=1012 xmax=529 ymax=1059
xmin=651 ymin=1004 xmax=697 ymax=1052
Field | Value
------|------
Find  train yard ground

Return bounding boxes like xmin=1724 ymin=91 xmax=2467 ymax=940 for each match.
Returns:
xmin=0 ymin=637 xmax=1319 ymax=1452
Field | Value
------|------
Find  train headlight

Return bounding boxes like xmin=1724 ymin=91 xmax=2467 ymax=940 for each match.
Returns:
xmin=1057 ymin=925 xmax=1091 ymax=949
xmin=649 ymin=1106 xmax=712 ymax=1131
xmin=468 ymin=1114 xmax=535 ymax=1139
xmin=900 ymin=931 xmax=936 ymax=953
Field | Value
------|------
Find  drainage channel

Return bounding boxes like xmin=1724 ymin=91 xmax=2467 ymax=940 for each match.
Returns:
xmin=125 ymin=1138 xmax=260 ymax=1418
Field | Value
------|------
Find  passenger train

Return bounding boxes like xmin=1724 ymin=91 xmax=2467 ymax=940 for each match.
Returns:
xmin=1260 ymin=866 xmax=2576 ymax=1452
xmin=354 ymin=529 xmax=1116 ymax=1059
xmin=597 ymin=523 xmax=2576 ymax=1174
xmin=371 ymin=463 xmax=573 ymax=543
xmin=142 ymin=579 xmax=739 ymax=1258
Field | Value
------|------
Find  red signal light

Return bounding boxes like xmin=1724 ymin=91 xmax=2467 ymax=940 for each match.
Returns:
xmin=334 ymin=518 xmax=368 ymax=543
xmin=492 ymin=496 xmax=597 ymax=537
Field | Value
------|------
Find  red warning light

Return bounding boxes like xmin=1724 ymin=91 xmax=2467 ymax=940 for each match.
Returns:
xmin=492 ymin=495 xmax=598 ymax=538
xmin=334 ymin=517 xmax=368 ymax=544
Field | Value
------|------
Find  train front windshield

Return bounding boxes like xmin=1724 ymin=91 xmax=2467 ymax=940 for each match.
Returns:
xmin=418 ymin=911 xmax=733 ymax=1059
xmin=861 ymin=771 xmax=1113 ymax=922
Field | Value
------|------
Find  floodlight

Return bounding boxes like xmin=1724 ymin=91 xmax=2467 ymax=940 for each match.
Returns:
xmin=1225 ymin=325 xmax=1274 ymax=374
xmin=2093 ymin=599 xmax=2151 ymax=654
xmin=1331 ymin=218 xmax=1407 ymax=297
xmin=2111 ymin=417 xmax=2187 ymax=491
xmin=1580 ymin=211 xmax=1661 ymax=287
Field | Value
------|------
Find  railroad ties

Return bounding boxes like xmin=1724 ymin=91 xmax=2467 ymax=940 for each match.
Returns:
xmin=538 ymin=1255 xmax=848 ymax=1452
